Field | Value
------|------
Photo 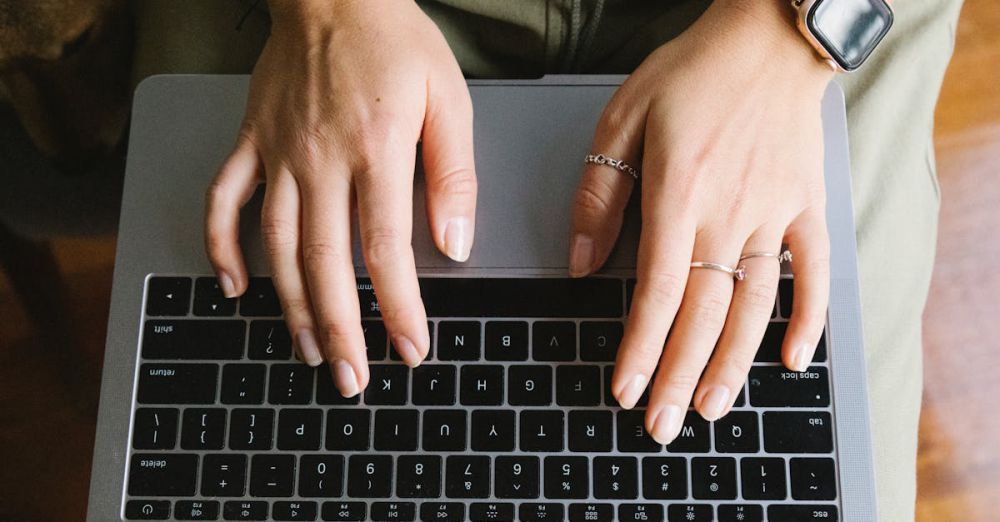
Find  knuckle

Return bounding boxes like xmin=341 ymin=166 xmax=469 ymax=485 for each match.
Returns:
xmin=317 ymin=318 xmax=358 ymax=350
xmin=302 ymin=241 xmax=348 ymax=267
xmin=280 ymin=297 xmax=312 ymax=323
xmin=640 ymin=271 xmax=685 ymax=308
xmin=738 ymin=282 xmax=777 ymax=311
xmin=361 ymin=226 xmax=408 ymax=267
xmin=620 ymin=338 xmax=665 ymax=364
xmin=657 ymin=371 xmax=701 ymax=398
xmin=432 ymin=167 xmax=477 ymax=199
xmin=574 ymin=178 xmax=617 ymax=217
xmin=687 ymin=289 xmax=731 ymax=330
xmin=713 ymin=350 xmax=754 ymax=382
xmin=260 ymin=218 xmax=298 ymax=255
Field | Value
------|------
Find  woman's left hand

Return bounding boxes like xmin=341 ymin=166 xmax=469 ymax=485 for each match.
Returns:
xmin=568 ymin=0 xmax=835 ymax=443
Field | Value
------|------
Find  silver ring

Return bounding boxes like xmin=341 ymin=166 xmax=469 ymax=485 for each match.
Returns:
xmin=739 ymin=249 xmax=793 ymax=263
xmin=690 ymin=261 xmax=745 ymax=281
xmin=584 ymin=153 xmax=639 ymax=179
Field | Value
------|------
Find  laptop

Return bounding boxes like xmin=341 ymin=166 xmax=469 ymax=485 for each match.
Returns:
xmin=87 ymin=75 xmax=876 ymax=521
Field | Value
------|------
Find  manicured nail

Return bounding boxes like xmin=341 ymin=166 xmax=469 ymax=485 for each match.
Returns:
xmin=616 ymin=373 xmax=648 ymax=409
xmin=650 ymin=404 xmax=685 ymax=444
xmin=568 ymin=234 xmax=595 ymax=278
xmin=295 ymin=328 xmax=323 ymax=367
xmin=444 ymin=217 xmax=471 ymax=262
xmin=392 ymin=334 xmax=423 ymax=368
xmin=333 ymin=359 xmax=360 ymax=398
xmin=698 ymin=385 xmax=730 ymax=421
xmin=218 ymin=272 xmax=237 ymax=298
xmin=791 ymin=341 xmax=814 ymax=372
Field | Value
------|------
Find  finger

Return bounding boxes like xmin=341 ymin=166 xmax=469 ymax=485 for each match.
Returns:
xmin=611 ymin=189 xmax=695 ymax=411
xmin=422 ymin=77 xmax=477 ymax=262
xmin=782 ymin=208 xmax=830 ymax=371
xmin=205 ymin=135 xmax=263 ymax=297
xmin=299 ymin=173 xmax=370 ymax=397
xmin=694 ymin=227 xmax=783 ymax=421
xmin=357 ymin=153 xmax=430 ymax=368
xmin=645 ymin=238 xmax=738 ymax=444
xmin=569 ymin=93 xmax=648 ymax=277
xmin=260 ymin=171 xmax=324 ymax=369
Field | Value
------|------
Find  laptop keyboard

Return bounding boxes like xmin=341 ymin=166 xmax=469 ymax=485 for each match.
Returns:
xmin=124 ymin=275 xmax=838 ymax=521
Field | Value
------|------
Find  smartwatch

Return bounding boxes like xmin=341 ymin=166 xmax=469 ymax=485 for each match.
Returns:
xmin=792 ymin=0 xmax=894 ymax=72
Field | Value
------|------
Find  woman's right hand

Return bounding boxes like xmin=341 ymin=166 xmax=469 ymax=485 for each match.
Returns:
xmin=204 ymin=0 xmax=477 ymax=398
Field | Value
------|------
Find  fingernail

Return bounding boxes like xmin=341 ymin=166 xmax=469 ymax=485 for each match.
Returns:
xmin=791 ymin=341 xmax=814 ymax=372
xmin=568 ymin=234 xmax=595 ymax=278
xmin=295 ymin=329 xmax=323 ymax=367
xmin=616 ymin=374 xmax=648 ymax=409
xmin=332 ymin=359 xmax=360 ymax=398
xmin=650 ymin=404 xmax=685 ymax=444
xmin=392 ymin=334 xmax=423 ymax=368
xmin=698 ymin=385 xmax=730 ymax=421
xmin=444 ymin=217 xmax=471 ymax=262
xmin=218 ymin=272 xmax=237 ymax=298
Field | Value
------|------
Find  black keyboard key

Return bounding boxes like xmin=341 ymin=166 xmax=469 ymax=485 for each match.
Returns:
xmin=273 ymin=501 xmax=317 ymax=521
xmin=325 ymin=409 xmax=370 ymax=451
xmin=277 ymin=408 xmax=322 ymax=450
xmin=714 ymin=411 xmax=759 ymax=453
xmin=175 ymin=500 xmax=220 ymax=520
xmin=667 ymin=504 xmax=713 ymax=522
xmin=519 ymin=503 xmax=563 ymax=522
xmin=445 ymin=456 xmax=490 ymax=498
xmin=604 ymin=365 xmax=650 ymax=407
xmin=618 ymin=504 xmax=663 ymax=522
xmin=740 ymin=457 xmax=787 ymax=500
xmin=436 ymin=321 xmax=481 ymax=361
xmin=471 ymin=409 xmax=515 ymax=451
xmin=138 ymin=363 xmax=218 ymax=404
xmin=228 ymin=409 xmax=274 ymax=450
xmin=494 ymin=456 xmax=540 ymax=499
xmin=315 ymin=369 xmax=361 ymax=405
xmin=194 ymin=277 xmax=238 ymax=316
xmin=507 ymin=365 xmax=552 ymax=406
xmin=718 ymin=504 xmax=764 ymax=522
xmin=128 ymin=454 xmax=198 ymax=496
xmin=777 ymin=278 xmax=793 ymax=317
xmin=125 ymin=500 xmax=170 ymax=520
xmin=790 ymin=457 xmax=837 ymax=500
xmin=347 ymin=455 xmax=393 ymax=498
xmin=641 ymin=457 xmax=687 ymax=499
xmin=374 ymin=409 xmax=419 ymax=451
xmin=421 ymin=410 xmax=467 ymax=451
xmin=419 ymin=502 xmax=464 ymax=522
xmin=556 ymin=365 xmax=601 ymax=406
xmin=366 ymin=365 xmax=409 ymax=405
xmin=299 ymin=455 xmax=343 ymax=497
xmin=568 ymin=504 xmax=612 ymax=522
xmin=568 ymin=410 xmax=612 ymax=452
xmin=143 ymin=320 xmax=245 ymax=360
xmin=580 ymin=321 xmax=622 ymax=361
xmin=250 ymin=454 xmax=294 ymax=497
xmin=321 ymin=502 xmax=366 ymax=522
xmin=363 ymin=320 xmax=388 ymax=360
xmin=691 ymin=457 xmax=737 ymax=499
xmin=768 ymin=505 xmax=839 ymax=521
xmin=617 ymin=410 xmax=661 ymax=453
xmin=221 ymin=364 xmax=266 ymax=404
xmin=749 ymin=366 xmax=830 ymax=407
xmin=532 ymin=321 xmax=575 ymax=361
xmin=412 ymin=365 xmax=456 ymax=406
xmin=248 ymin=320 xmax=291 ymax=359
xmin=371 ymin=502 xmax=416 ymax=521
xmin=519 ymin=410 xmax=564 ymax=452
xmin=485 ymin=321 xmax=528 ymax=360
xmin=544 ymin=456 xmax=588 ymax=499
xmin=268 ymin=364 xmax=315 ymax=405
xmin=201 ymin=454 xmax=247 ymax=497
xmin=666 ymin=412 xmax=710 ymax=453
xmin=413 ymin=277 xmax=623 ymax=318
xmin=397 ymin=456 xmax=441 ymax=498
xmin=755 ymin=322 xmax=827 ymax=363
xmin=133 ymin=408 xmax=178 ymax=449
xmin=469 ymin=503 xmax=514 ymax=521
xmin=593 ymin=456 xmax=638 ymax=499
xmin=240 ymin=278 xmax=281 ymax=316
xmin=763 ymin=411 xmax=833 ymax=453
xmin=459 ymin=365 xmax=504 ymax=405
xmin=181 ymin=408 xmax=226 ymax=450
xmin=146 ymin=277 xmax=191 ymax=316
xmin=223 ymin=501 xmax=267 ymax=521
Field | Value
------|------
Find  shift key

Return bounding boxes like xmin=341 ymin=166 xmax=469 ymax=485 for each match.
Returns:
xmin=138 ymin=364 xmax=218 ymax=404
xmin=142 ymin=320 xmax=245 ymax=359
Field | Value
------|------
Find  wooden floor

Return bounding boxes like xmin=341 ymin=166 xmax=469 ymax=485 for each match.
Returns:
xmin=0 ymin=1 xmax=997 ymax=519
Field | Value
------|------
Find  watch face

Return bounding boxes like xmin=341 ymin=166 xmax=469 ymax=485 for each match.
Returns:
xmin=807 ymin=0 xmax=893 ymax=71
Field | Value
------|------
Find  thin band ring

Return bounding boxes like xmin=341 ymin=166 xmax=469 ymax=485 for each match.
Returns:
xmin=739 ymin=249 xmax=793 ymax=263
xmin=690 ymin=261 xmax=746 ymax=281
xmin=584 ymin=153 xmax=640 ymax=179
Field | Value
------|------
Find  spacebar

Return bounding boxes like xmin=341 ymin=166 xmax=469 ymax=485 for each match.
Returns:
xmin=357 ymin=277 xmax=624 ymax=318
